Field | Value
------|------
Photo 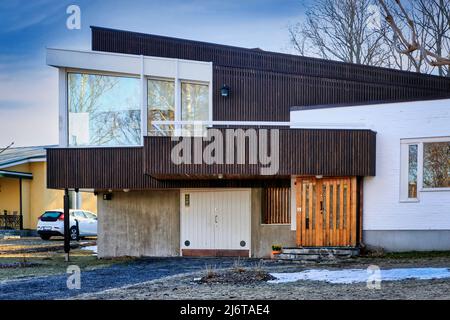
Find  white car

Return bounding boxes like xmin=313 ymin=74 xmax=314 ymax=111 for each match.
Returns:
xmin=37 ymin=209 xmax=97 ymax=240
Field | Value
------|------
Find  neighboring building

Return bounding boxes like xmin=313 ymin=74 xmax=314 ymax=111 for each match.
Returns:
xmin=46 ymin=27 xmax=450 ymax=257
xmin=0 ymin=146 xmax=97 ymax=230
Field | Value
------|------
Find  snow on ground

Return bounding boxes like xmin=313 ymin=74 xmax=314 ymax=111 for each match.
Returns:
xmin=269 ymin=267 xmax=450 ymax=284
xmin=80 ymin=245 xmax=98 ymax=255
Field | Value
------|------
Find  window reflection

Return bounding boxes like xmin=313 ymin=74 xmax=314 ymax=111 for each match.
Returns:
xmin=423 ymin=142 xmax=450 ymax=188
xmin=181 ymin=82 xmax=209 ymax=135
xmin=68 ymin=73 xmax=141 ymax=146
xmin=147 ymin=79 xmax=175 ymax=136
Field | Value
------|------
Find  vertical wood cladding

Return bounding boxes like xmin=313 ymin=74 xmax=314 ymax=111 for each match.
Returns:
xmin=91 ymin=27 xmax=450 ymax=122
xmin=143 ymin=129 xmax=376 ymax=178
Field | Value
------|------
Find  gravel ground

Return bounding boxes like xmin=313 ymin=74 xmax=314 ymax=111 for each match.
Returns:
xmin=0 ymin=257 xmax=259 ymax=300
xmin=74 ymin=256 xmax=450 ymax=300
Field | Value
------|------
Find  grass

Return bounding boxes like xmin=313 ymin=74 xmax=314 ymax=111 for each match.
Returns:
xmin=0 ymin=249 xmax=134 ymax=282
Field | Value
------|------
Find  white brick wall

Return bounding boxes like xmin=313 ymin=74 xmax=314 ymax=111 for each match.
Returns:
xmin=291 ymin=99 xmax=450 ymax=231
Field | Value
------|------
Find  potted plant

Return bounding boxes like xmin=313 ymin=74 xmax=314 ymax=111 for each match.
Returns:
xmin=271 ymin=244 xmax=282 ymax=258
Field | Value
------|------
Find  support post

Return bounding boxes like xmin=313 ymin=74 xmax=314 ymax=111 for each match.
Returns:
xmin=64 ymin=188 xmax=70 ymax=262
xmin=19 ymin=178 xmax=23 ymax=230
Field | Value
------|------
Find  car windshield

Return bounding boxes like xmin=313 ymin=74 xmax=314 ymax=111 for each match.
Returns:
xmin=41 ymin=211 xmax=62 ymax=219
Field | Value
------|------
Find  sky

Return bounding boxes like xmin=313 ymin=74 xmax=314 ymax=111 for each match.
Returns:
xmin=0 ymin=0 xmax=306 ymax=148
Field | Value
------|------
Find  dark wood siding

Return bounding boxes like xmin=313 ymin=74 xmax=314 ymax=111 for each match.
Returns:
xmin=262 ymin=187 xmax=291 ymax=224
xmin=143 ymin=129 xmax=376 ymax=178
xmin=92 ymin=27 xmax=450 ymax=122
xmin=46 ymin=147 xmax=290 ymax=190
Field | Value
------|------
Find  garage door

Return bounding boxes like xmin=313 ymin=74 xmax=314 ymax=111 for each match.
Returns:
xmin=180 ymin=189 xmax=251 ymax=257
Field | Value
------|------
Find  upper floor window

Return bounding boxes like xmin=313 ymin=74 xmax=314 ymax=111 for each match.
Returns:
xmin=147 ymin=79 xmax=210 ymax=136
xmin=147 ymin=79 xmax=175 ymax=136
xmin=68 ymin=73 xmax=141 ymax=146
xmin=401 ymin=138 xmax=450 ymax=201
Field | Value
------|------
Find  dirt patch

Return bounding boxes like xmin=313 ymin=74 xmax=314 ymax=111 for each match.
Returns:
xmin=198 ymin=269 xmax=276 ymax=285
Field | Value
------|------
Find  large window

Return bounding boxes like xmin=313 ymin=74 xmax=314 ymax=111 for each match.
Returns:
xmin=401 ymin=138 xmax=450 ymax=201
xmin=68 ymin=73 xmax=141 ymax=146
xmin=423 ymin=142 xmax=450 ymax=189
xmin=147 ymin=79 xmax=175 ymax=136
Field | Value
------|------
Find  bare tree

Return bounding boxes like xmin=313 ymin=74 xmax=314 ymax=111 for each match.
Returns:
xmin=289 ymin=0 xmax=391 ymax=66
xmin=378 ymin=0 xmax=450 ymax=75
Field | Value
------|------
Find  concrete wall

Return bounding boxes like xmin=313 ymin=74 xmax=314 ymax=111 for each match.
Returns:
xmin=291 ymin=99 xmax=450 ymax=251
xmin=98 ymin=190 xmax=180 ymax=258
xmin=251 ymin=189 xmax=296 ymax=258
xmin=364 ymin=230 xmax=450 ymax=252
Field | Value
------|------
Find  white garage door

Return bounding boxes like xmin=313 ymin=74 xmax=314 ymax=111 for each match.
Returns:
xmin=180 ymin=189 xmax=251 ymax=255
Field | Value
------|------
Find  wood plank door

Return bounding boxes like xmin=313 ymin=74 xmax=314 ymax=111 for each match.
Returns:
xmin=296 ymin=177 xmax=358 ymax=247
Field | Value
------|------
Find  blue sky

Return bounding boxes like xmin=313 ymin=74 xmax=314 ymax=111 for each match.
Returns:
xmin=0 ymin=0 xmax=306 ymax=147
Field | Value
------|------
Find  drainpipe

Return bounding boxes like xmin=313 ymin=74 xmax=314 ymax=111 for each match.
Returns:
xmin=64 ymin=188 xmax=70 ymax=262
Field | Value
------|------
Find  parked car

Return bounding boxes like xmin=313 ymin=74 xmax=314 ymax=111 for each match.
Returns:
xmin=37 ymin=209 xmax=97 ymax=240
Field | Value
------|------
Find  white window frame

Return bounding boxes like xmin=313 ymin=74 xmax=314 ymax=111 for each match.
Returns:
xmin=400 ymin=136 xmax=450 ymax=202
xmin=48 ymin=48 xmax=213 ymax=147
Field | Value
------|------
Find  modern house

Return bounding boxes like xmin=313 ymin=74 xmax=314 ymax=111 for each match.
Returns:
xmin=0 ymin=146 xmax=96 ymax=230
xmin=46 ymin=27 xmax=450 ymax=257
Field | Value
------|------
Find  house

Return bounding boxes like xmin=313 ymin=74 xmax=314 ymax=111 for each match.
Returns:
xmin=46 ymin=27 xmax=450 ymax=257
xmin=0 ymin=146 xmax=97 ymax=231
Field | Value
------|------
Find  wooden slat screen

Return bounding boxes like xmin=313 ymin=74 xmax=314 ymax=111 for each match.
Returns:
xmin=262 ymin=187 xmax=291 ymax=224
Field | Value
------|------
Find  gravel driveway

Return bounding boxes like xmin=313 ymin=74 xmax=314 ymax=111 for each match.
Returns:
xmin=2 ymin=255 xmax=450 ymax=300
xmin=0 ymin=257 xmax=258 ymax=300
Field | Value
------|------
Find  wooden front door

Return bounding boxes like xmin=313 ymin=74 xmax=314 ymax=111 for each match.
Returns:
xmin=296 ymin=177 xmax=358 ymax=247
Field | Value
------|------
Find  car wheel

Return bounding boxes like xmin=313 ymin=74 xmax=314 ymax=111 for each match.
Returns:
xmin=70 ymin=226 xmax=79 ymax=241
xmin=40 ymin=235 xmax=51 ymax=240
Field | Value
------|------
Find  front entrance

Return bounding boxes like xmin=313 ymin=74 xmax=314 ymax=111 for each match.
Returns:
xmin=180 ymin=189 xmax=251 ymax=257
xmin=296 ymin=177 xmax=358 ymax=247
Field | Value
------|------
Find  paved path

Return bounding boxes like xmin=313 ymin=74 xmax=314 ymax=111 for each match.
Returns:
xmin=0 ymin=257 xmax=258 ymax=300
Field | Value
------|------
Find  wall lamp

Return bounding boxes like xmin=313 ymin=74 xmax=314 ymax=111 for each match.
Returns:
xmin=220 ymin=85 xmax=230 ymax=97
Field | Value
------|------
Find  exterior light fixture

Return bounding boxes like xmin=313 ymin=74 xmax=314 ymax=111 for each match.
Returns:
xmin=220 ymin=85 xmax=230 ymax=97
xmin=315 ymin=175 xmax=323 ymax=179
xmin=123 ymin=189 xmax=130 ymax=193
xmin=218 ymin=174 xmax=224 ymax=179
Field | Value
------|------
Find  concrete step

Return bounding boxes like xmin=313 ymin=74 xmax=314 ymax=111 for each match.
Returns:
xmin=276 ymin=247 xmax=359 ymax=262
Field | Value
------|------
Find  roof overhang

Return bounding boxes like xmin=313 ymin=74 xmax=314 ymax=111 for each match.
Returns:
xmin=0 ymin=170 xmax=33 ymax=180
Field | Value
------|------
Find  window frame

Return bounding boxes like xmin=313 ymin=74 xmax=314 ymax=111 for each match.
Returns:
xmin=400 ymin=137 xmax=450 ymax=202
xmin=146 ymin=76 xmax=176 ymax=136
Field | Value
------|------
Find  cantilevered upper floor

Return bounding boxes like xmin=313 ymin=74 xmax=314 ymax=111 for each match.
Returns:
xmin=45 ymin=27 xmax=450 ymax=190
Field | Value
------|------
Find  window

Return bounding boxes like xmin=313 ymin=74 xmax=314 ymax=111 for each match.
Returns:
xmin=262 ymin=187 xmax=291 ymax=224
xmin=147 ymin=79 xmax=175 ymax=136
xmin=181 ymin=82 xmax=209 ymax=135
xmin=68 ymin=73 xmax=141 ymax=146
xmin=423 ymin=142 xmax=450 ymax=188
xmin=401 ymin=138 xmax=450 ymax=201
xmin=408 ymin=144 xmax=418 ymax=198
xmin=71 ymin=211 xmax=86 ymax=219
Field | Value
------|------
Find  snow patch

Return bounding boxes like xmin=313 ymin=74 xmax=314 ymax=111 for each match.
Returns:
xmin=81 ymin=245 xmax=97 ymax=255
xmin=269 ymin=267 xmax=450 ymax=284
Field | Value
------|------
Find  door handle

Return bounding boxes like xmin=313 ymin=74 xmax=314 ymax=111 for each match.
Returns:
xmin=215 ymin=215 xmax=218 ymax=224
